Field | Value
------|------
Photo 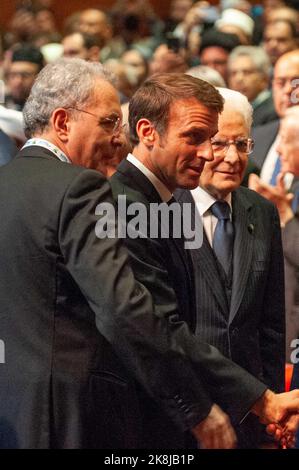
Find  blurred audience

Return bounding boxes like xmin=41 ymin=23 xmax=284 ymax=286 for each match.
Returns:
xmin=186 ymin=65 xmax=226 ymax=87
xmin=5 ymin=45 xmax=44 ymax=111
xmin=263 ymin=19 xmax=298 ymax=66
xmin=228 ymin=46 xmax=278 ymax=126
xmin=62 ymin=32 xmax=102 ymax=61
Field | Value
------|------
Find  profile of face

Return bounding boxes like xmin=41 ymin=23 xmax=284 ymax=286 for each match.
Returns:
xmin=66 ymin=79 xmax=123 ymax=176
xmin=200 ymin=47 xmax=229 ymax=82
xmin=228 ymin=55 xmax=268 ymax=102
xmin=199 ymin=107 xmax=250 ymax=200
xmin=139 ymin=98 xmax=218 ymax=191
xmin=7 ymin=61 xmax=40 ymax=104
xmin=276 ymin=117 xmax=299 ymax=176
xmin=272 ymin=52 xmax=299 ymax=117
xmin=263 ymin=22 xmax=297 ymax=66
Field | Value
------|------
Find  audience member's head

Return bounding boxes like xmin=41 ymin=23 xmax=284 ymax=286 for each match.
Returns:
xmin=186 ymin=65 xmax=226 ymax=87
xmin=276 ymin=105 xmax=299 ymax=176
xmin=62 ymin=32 xmax=102 ymax=61
xmin=6 ymin=45 xmax=44 ymax=108
xmin=199 ymin=29 xmax=240 ymax=83
xmin=215 ymin=8 xmax=254 ymax=44
xmin=79 ymin=9 xmax=112 ymax=44
xmin=228 ymin=46 xmax=271 ymax=102
xmin=272 ymin=49 xmax=299 ymax=117
xmin=263 ymin=19 xmax=298 ymax=66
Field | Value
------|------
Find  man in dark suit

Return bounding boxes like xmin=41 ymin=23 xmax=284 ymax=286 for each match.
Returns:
xmin=250 ymin=49 xmax=299 ymax=187
xmin=175 ymin=88 xmax=285 ymax=448
xmin=0 ymin=60 xmax=298 ymax=449
xmin=110 ymin=73 xmax=299 ymax=448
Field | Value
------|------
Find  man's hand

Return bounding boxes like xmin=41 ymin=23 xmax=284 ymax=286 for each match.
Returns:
xmin=252 ymin=389 xmax=299 ymax=448
xmin=192 ymin=404 xmax=237 ymax=449
xmin=248 ymin=174 xmax=294 ymax=225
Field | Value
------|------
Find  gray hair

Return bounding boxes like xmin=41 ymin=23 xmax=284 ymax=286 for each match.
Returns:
xmin=186 ymin=66 xmax=226 ymax=88
xmin=217 ymin=87 xmax=253 ymax=130
xmin=23 ymin=58 xmax=114 ymax=138
xmin=228 ymin=46 xmax=272 ymax=77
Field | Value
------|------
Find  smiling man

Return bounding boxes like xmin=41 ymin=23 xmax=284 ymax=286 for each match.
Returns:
xmin=175 ymin=88 xmax=285 ymax=447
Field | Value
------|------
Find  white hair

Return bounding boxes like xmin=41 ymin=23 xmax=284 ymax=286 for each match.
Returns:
xmin=228 ymin=46 xmax=272 ymax=77
xmin=217 ymin=87 xmax=253 ymax=129
xmin=23 ymin=58 xmax=114 ymax=138
xmin=186 ymin=66 xmax=226 ymax=88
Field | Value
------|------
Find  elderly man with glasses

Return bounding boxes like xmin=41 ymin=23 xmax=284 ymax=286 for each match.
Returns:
xmin=175 ymin=88 xmax=286 ymax=448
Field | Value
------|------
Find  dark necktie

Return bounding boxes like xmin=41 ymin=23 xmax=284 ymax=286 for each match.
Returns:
xmin=270 ymin=156 xmax=281 ymax=186
xmin=210 ymin=201 xmax=234 ymax=277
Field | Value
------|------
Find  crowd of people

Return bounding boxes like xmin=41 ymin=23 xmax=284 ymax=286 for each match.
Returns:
xmin=0 ymin=0 xmax=299 ymax=450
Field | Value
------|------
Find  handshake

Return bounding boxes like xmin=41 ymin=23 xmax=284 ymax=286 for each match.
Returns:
xmin=192 ymin=389 xmax=299 ymax=449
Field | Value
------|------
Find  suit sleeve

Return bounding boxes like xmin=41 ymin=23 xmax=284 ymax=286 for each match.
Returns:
xmin=59 ymin=170 xmax=266 ymax=430
xmin=259 ymin=205 xmax=285 ymax=393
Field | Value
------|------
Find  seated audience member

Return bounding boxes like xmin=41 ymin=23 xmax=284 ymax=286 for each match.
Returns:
xmin=250 ymin=49 xmax=299 ymax=187
xmin=175 ymin=88 xmax=285 ymax=447
xmin=263 ymin=19 xmax=298 ymax=67
xmin=228 ymin=46 xmax=278 ymax=126
xmin=62 ymin=32 xmax=102 ymax=62
xmin=199 ymin=28 xmax=240 ymax=84
xmin=5 ymin=45 xmax=44 ymax=111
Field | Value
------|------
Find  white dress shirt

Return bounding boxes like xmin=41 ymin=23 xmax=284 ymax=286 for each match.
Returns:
xmin=191 ymin=186 xmax=232 ymax=247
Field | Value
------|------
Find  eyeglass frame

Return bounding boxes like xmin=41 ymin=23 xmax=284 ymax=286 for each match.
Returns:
xmin=210 ymin=138 xmax=254 ymax=155
xmin=65 ymin=107 xmax=123 ymax=134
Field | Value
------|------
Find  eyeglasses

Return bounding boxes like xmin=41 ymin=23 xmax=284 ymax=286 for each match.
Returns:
xmin=211 ymin=138 xmax=254 ymax=155
xmin=66 ymin=107 xmax=122 ymax=134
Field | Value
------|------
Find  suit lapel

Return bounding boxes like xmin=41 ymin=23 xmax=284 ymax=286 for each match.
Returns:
xmin=229 ymin=190 xmax=255 ymax=323
xmin=175 ymin=189 xmax=229 ymax=316
xmin=116 ymin=160 xmax=192 ymax=285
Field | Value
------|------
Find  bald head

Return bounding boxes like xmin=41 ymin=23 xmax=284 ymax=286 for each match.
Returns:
xmin=273 ymin=49 xmax=299 ymax=117
xmin=79 ymin=9 xmax=111 ymax=42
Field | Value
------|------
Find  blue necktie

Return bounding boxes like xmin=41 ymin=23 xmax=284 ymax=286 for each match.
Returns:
xmin=270 ymin=156 xmax=281 ymax=186
xmin=210 ymin=201 xmax=234 ymax=277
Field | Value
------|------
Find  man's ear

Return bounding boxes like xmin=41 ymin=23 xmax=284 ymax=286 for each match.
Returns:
xmin=51 ymin=108 xmax=71 ymax=143
xmin=136 ymin=119 xmax=156 ymax=147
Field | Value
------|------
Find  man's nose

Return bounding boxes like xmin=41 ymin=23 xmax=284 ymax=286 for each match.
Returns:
xmin=196 ymin=140 xmax=214 ymax=162
xmin=224 ymin=143 xmax=240 ymax=163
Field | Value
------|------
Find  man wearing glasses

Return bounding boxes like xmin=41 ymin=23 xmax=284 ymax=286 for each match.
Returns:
xmin=175 ymin=88 xmax=285 ymax=448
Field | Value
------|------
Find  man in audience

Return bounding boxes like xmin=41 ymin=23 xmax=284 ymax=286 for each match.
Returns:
xmin=175 ymin=88 xmax=285 ymax=447
xmin=4 ymin=45 xmax=44 ymax=111
xmin=199 ymin=28 xmax=240 ymax=84
xmin=250 ymin=49 xmax=299 ymax=187
xmin=62 ymin=32 xmax=102 ymax=62
xmin=263 ymin=19 xmax=298 ymax=67
xmin=228 ymin=46 xmax=278 ymax=126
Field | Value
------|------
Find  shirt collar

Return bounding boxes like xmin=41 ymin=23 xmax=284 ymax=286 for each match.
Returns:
xmin=22 ymin=138 xmax=71 ymax=163
xmin=191 ymin=185 xmax=232 ymax=217
xmin=127 ymin=153 xmax=173 ymax=202
xmin=252 ymin=89 xmax=271 ymax=109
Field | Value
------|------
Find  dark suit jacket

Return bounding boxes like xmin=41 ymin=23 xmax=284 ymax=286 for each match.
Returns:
xmin=0 ymin=146 xmax=223 ymax=449
xmin=0 ymin=129 xmax=17 ymax=166
xmin=110 ymin=159 xmax=267 ymax=447
xmin=251 ymin=120 xmax=280 ymax=171
xmin=252 ymin=94 xmax=278 ymax=128
xmin=175 ymin=187 xmax=286 ymax=447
